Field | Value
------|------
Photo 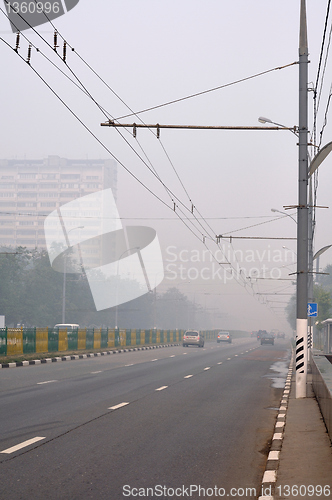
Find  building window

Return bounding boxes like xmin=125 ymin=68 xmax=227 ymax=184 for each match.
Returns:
xmin=18 ymin=173 xmax=37 ymax=179
xmin=38 ymin=193 xmax=58 ymax=198
xmin=40 ymin=184 xmax=58 ymax=189
xmin=18 ymin=184 xmax=38 ymax=189
xmin=41 ymin=174 xmax=56 ymax=180
xmin=17 ymin=202 xmax=37 ymax=207
xmin=40 ymin=202 xmax=57 ymax=207
xmin=16 ymin=230 xmax=37 ymax=235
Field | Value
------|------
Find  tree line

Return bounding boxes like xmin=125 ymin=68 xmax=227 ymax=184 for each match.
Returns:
xmin=0 ymin=247 xmax=213 ymax=330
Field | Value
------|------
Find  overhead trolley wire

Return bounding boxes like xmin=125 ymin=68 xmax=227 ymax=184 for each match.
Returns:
xmin=0 ymin=3 xmax=295 ymax=306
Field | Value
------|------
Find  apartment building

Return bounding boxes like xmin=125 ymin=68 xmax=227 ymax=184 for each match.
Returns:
xmin=0 ymin=156 xmax=117 ymax=250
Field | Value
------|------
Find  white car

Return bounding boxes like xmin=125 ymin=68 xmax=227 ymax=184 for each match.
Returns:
xmin=217 ymin=331 xmax=232 ymax=343
xmin=183 ymin=330 xmax=204 ymax=348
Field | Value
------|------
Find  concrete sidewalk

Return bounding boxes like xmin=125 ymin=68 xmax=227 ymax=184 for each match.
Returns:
xmin=274 ymin=373 xmax=332 ymax=499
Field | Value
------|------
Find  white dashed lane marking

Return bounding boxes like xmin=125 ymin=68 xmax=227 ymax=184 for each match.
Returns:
xmin=108 ymin=402 xmax=130 ymax=410
xmin=1 ymin=437 xmax=45 ymax=454
xmin=37 ymin=380 xmax=57 ymax=385
xmin=155 ymin=386 xmax=168 ymax=391
xmin=184 ymin=375 xmax=193 ymax=379
xmin=204 ymin=367 xmax=211 ymax=371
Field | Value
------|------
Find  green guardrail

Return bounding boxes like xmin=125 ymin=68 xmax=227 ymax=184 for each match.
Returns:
xmin=0 ymin=327 xmax=185 ymax=357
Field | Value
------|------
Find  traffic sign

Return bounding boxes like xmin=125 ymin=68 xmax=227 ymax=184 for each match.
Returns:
xmin=307 ymin=302 xmax=318 ymax=317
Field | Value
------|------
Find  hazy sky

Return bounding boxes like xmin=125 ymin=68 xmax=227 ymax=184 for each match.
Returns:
xmin=1 ymin=1 xmax=332 ymax=332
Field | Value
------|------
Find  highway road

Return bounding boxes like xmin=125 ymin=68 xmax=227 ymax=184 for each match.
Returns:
xmin=0 ymin=336 xmax=291 ymax=499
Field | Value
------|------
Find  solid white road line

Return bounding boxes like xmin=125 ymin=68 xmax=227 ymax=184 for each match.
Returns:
xmin=155 ymin=386 xmax=168 ymax=391
xmin=1 ymin=437 xmax=45 ymax=454
xmin=37 ymin=380 xmax=57 ymax=385
xmin=108 ymin=402 xmax=130 ymax=410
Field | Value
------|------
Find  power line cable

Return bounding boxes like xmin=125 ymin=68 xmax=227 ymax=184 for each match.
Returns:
xmin=114 ymin=62 xmax=299 ymax=120
xmin=0 ymin=7 xmax=291 ymax=308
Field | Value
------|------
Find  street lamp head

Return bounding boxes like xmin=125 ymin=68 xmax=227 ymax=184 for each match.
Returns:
xmin=258 ymin=116 xmax=272 ymax=124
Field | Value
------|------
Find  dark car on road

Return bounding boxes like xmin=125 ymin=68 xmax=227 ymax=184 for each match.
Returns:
xmin=257 ymin=330 xmax=267 ymax=341
xmin=260 ymin=331 xmax=274 ymax=345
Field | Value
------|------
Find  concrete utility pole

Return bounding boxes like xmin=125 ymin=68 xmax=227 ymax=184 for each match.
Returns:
xmin=296 ymin=0 xmax=309 ymax=398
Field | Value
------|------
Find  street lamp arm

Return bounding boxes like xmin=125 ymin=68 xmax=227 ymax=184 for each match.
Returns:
xmin=271 ymin=208 xmax=297 ymax=224
xmin=258 ymin=117 xmax=298 ymax=136
xmin=313 ymin=245 xmax=332 ymax=261
xmin=308 ymin=141 xmax=332 ymax=177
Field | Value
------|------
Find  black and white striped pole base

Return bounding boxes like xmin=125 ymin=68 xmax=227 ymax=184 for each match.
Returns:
xmin=295 ymin=318 xmax=307 ymax=398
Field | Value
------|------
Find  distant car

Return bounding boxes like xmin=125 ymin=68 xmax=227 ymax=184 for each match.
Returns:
xmin=277 ymin=332 xmax=285 ymax=339
xmin=217 ymin=331 xmax=232 ymax=343
xmin=183 ymin=330 xmax=204 ymax=348
xmin=54 ymin=323 xmax=79 ymax=330
xmin=260 ymin=331 xmax=274 ymax=345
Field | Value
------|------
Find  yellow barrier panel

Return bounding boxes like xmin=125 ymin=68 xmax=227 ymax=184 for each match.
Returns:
xmin=108 ymin=329 xmax=115 ymax=348
xmin=78 ymin=329 xmax=86 ymax=350
xmin=140 ymin=330 xmax=145 ymax=345
xmin=7 ymin=329 xmax=23 ymax=355
xmin=94 ymin=328 xmax=101 ymax=350
xmin=156 ymin=330 xmax=160 ymax=343
xmin=58 ymin=329 xmax=68 ymax=352
xmin=119 ymin=329 xmax=126 ymax=347
xmin=131 ymin=330 xmax=136 ymax=346
xmin=36 ymin=328 xmax=48 ymax=353
xmin=107 ymin=330 xmax=115 ymax=347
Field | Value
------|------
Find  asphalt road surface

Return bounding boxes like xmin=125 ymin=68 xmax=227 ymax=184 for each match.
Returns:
xmin=0 ymin=336 xmax=291 ymax=499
